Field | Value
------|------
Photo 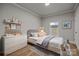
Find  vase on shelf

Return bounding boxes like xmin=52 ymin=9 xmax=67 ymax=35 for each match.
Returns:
xmin=7 ymin=19 xmax=11 ymax=22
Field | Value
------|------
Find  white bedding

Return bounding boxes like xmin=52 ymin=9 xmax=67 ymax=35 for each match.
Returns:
xmin=49 ymin=37 xmax=63 ymax=48
xmin=29 ymin=35 xmax=64 ymax=49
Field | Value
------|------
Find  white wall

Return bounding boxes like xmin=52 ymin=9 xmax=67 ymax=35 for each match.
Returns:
xmin=42 ymin=13 xmax=74 ymax=41
xmin=74 ymin=6 xmax=79 ymax=49
xmin=0 ymin=4 xmax=4 ymax=37
xmin=0 ymin=4 xmax=41 ymax=35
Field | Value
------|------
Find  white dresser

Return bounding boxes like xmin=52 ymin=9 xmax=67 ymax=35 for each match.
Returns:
xmin=1 ymin=35 xmax=27 ymax=55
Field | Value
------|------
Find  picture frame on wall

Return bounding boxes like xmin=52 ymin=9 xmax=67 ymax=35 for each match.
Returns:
xmin=63 ymin=21 xmax=72 ymax=29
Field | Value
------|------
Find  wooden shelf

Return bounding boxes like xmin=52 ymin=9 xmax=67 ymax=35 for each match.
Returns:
xmin=3 ymin=18 xmax=21 ymax=34
xmin=5 ymin=29 xmax=21 ymax=34
xmin=3 ymin=21 xmax=21 ymax=25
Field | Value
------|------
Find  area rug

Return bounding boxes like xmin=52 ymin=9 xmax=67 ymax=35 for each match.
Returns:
xmin=28 ymin=43 xmax=60 ymax=56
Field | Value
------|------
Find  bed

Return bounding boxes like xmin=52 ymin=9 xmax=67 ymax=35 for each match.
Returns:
xmin=27 ymin=29 xmax=64 ymax=55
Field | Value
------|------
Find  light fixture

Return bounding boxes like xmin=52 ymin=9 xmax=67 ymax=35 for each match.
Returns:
xmin=45 ymin=3 xmax=50 ymax=6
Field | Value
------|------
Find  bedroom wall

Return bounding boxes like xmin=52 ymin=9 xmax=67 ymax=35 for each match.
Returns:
xmin=74 ymin=5 xmax=79 ymax=49
xmin=0 ymin=3 xmax=41 ymax=36
xmin=42 ymin=13 xmax=74 ymax=41
xmin=0 ymin=4 xmax=4 ymax=37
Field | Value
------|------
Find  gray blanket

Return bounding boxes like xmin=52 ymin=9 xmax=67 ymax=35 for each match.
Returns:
xmin=41 ymin=35 xmax=55 ymax=48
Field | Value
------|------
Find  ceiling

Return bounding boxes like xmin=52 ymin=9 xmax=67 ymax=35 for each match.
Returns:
xmin=16 ymin=3 xmax=76 ymax=17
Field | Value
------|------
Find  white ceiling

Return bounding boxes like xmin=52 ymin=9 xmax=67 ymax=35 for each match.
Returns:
xmin=17 ymin=3 xmax=76 ymax=17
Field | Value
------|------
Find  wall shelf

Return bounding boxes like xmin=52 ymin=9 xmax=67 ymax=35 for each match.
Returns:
xmin=3 ymin=17 xmax=21 ymax=34
xmin=3 ymin=21 xmax=21 ymax=25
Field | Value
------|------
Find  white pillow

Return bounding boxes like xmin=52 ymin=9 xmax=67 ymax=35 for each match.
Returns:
xmin=31 ymin=33 xmax=38 ymax=37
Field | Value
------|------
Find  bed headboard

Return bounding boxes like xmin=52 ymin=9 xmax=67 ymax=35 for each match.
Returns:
xmin=27 ymin=29 xmax=38 ymax=39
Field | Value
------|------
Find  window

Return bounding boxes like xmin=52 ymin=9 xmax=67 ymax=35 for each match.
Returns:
xmin=50 ymin=22 xmax=59 ymax=28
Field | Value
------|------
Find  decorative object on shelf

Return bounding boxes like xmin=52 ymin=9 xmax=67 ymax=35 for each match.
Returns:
xmin=12 ymin=16 xmax=15 ymax=22
xmin=63 ymin=21 xmax=72 ymax=29
xmin=7 ymin=19 xmax=11 ymax=22
xmin=3 ymin=16 xmax=22 ymax=35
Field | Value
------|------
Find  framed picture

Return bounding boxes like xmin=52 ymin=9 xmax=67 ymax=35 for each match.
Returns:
xmin=63 ymin=21 xmax=72 ymax=29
